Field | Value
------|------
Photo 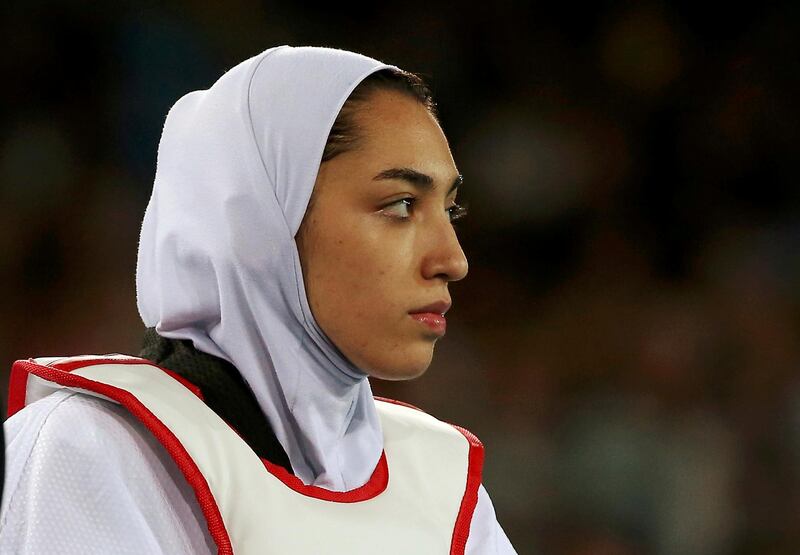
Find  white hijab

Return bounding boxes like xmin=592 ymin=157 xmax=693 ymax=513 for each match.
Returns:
xmin=136 ymin=45 xmax=398 ymax=491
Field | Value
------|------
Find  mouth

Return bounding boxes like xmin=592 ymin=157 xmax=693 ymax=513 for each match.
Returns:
xmin=408 ymin=300 xmax=451 ymax=336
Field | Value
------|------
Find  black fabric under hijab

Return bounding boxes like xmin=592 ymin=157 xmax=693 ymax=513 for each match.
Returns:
xmin=138 ymin=327 xmax=293 ymax=471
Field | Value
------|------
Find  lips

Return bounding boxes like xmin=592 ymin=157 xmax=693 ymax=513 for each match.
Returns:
xmin=409 ymin=300 xmax=451 ymax=316
xmin=409 ymin=300 xmax=451 ymax=336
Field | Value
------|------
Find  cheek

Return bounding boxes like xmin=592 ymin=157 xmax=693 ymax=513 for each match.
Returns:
xmin=306 ymin=221 xmax=416 ymax=340
xmin=299 ymin=212 xmax=435 ymax=377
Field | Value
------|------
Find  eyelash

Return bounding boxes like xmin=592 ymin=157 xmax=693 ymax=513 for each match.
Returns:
xmin=383 ymin=198 xmax=469 ymax=224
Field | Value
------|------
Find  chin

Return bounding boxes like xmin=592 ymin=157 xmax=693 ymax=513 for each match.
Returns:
xmin=370 ymin=365 xmax=429 ymax=382
xmin=365 ymin=346 xmax=434 ymax=382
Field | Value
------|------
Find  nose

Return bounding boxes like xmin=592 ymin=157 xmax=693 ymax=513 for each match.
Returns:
xmin=420 ymin=218 xmax=469 ymax=283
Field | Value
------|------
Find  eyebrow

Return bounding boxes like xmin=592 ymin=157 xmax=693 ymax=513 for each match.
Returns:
xmin=372 ymin=167 xmax=463 ymax=195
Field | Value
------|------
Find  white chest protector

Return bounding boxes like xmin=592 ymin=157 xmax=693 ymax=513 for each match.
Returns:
xmin=8 ymin=355 xmax=484 ymax=555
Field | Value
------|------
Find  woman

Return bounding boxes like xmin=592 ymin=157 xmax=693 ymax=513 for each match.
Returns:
xmin=1 ymin=45 xmax=516 ymax=554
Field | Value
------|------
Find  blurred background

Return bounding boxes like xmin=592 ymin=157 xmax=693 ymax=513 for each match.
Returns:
xmin=2 ymin=1 xmax=799 ymax=553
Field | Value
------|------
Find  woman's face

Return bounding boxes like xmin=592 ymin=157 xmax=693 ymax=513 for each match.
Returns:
xmin=296 ymin=89 xmax=468 ymax=380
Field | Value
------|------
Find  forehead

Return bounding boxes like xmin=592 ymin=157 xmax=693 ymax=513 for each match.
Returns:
xmin=352 ymin=90 xmax=457 ymax=173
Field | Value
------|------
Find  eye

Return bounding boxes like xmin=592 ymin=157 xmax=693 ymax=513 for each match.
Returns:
xmin=380 ymin=197 xmax=469 ymax=224
xmin=447 ymin=202 xmax=469 ymax=224
xmin=381 ymin=197 xmax=415 ymax=219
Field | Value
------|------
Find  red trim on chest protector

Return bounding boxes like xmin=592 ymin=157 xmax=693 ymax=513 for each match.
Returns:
xmin=7 ymin=361 xmax=30 ymax=417
xmin=261 ymin=451 xmax=389 ymax=502
xmin=8 ymin=358 xmax=233 ymax=555
xmin=7 ymin=356 xmax=203 ymax=418
xmin=51 ymin=356 xmax=204 ymax=399
xmin=376 ymin=396 xmax=485 ymax=555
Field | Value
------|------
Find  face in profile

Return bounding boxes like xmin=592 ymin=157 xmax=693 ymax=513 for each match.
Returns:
xmin=296 ymin=89 xmax=468 ymax=381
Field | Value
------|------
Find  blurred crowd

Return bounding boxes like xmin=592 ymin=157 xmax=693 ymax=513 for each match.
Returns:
xmin=2 ymin=2 xmax=799 ymax=553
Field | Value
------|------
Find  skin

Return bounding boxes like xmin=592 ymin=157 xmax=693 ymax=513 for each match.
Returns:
xmin=295 ymin=89 xmax=469 ymax=380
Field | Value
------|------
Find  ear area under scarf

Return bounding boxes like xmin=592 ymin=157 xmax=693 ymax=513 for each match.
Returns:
xmin=246 ymin=45 xmax=399 ymax=237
